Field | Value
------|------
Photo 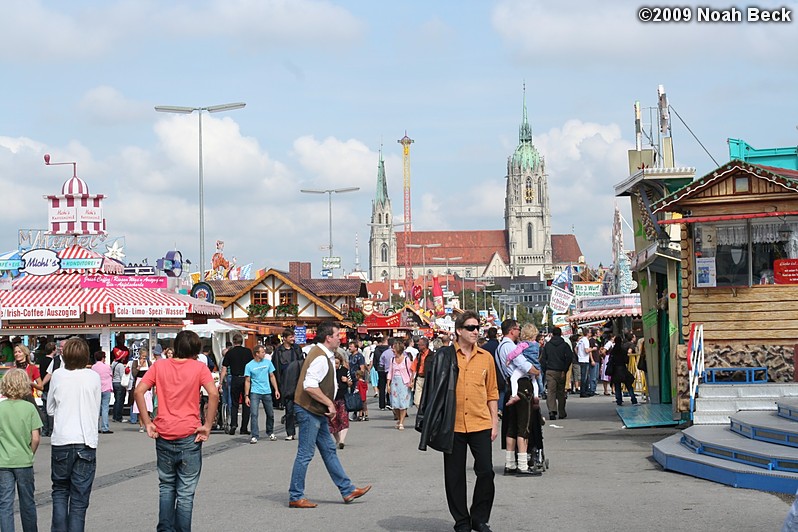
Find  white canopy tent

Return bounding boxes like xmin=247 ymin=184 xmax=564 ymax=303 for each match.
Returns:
xmin=183 ymin=319 xmax=254 ymax=365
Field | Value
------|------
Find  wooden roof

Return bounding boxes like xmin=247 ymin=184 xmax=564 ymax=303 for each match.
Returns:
xmin=653 ymin=160 xmax=798 ymax=214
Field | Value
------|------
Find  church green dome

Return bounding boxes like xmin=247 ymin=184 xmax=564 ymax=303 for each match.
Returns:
xmin=510 ymin=89 xmax=541 ymax=170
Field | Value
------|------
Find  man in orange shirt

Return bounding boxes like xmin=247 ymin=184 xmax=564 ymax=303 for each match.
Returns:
xmin=410 ymin=337 xmax=432 ymax=407
xmin=445 ymin=310 xmax=499 ymax=532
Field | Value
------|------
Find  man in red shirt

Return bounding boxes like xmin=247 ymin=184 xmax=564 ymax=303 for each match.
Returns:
xmin=135 ymin=331 xmax=219 ymax=531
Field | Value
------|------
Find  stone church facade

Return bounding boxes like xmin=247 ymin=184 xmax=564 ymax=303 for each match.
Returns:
xmin=369 ymin=95 xmax=579 ymax=283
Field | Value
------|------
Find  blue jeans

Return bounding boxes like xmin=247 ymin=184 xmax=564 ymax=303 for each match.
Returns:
xmin=51 ymin=445 xmax=96 ymax=532
xmin=112 ymin=383 xmax=126 ymax=422
xmin=250 ymin=393 xmax=274 ymax=439
xmin=156 ymin=436 xmax=202 ymax=532
xmin=0 ymin=467 xmax=37 ymax=532
xmin=588 ymin=363 xmax=598 ymax=394
xmin=99 ymin=391 xmax=111 ymax=432
xmin=289 ymin=404 xmax=354 ymax=502
xmin=579 ymin=363 xmax=590 ymax=395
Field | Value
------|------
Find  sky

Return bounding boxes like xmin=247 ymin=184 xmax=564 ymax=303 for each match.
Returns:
xmin=1 ymin=0 xmax=797 ymax=278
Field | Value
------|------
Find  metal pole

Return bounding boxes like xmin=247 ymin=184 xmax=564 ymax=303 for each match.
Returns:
xmin=328 ymin=191 xmax=333 ymax=258
xmin=422 ymin=247 xmax=426 ymax=309
xmin=198 ymin=111 xmax=205 ymax=279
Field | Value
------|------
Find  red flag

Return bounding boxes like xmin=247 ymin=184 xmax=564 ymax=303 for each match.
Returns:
xmin=432 ymin=275 xmax=445 ymax=316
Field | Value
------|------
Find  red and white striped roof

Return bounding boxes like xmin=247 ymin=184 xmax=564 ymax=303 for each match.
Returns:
xmin=58 ymin=245 xmax=123 ymax=274
xmin=62 ymin=176 xmax=89 ymax=196
xmin=0 ymin=274 xmax=221 ymax=316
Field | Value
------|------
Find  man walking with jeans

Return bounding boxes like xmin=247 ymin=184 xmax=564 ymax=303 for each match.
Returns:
xmin=47 ymin=337 xmax=101 ymax=532
xmin=136 ymin=330 xmax=219 ymax=532
xmin=244 ymin=345 xmax=280 ymax=443
xmin=576 ymin=329 xmax=596 ymax=397
xmin=220 ymin=333 xmax=253 ymax=435
xmin=288 ymin=321 xmax=371 ymax=508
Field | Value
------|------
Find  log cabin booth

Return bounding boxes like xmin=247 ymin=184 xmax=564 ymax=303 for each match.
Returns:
xmin=206 ymin=261 xmax=366 ymax=346
xmin=652 ymin=159 xmax=798 ymax=413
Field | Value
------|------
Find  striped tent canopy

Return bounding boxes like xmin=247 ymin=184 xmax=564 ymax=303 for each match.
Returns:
xmin=58 ymin=245 xmax=123 ymax=275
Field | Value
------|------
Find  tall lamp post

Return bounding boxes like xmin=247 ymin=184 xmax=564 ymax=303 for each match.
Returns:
xmin=154 ymin=102 xmax=246 ymax=279
xmin=301 ymin=187 xmax=360 ymax=263
xmin=432 ymin=256 xmax=462 ymax=292
xmin=406 ymin=243 xmax=440 ymax=308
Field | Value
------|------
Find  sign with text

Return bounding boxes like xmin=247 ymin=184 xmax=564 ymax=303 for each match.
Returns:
xmin=81 ymin=275 xmax=168 ymax=289
xmin=549 ymin=286 xmax=575 ymax=314
xmin=114 ymin=305 xmax=186 ymax=318
xmin=322 ymin=256 xmax=341 ymax=269
xmin=61 ymin=258 xmax=103 ymax=270
xmin=48 ymin=205 xmax=77 ymax=223
xmin=574 ymin=282 xmax=602 ymax=298
xmin=77 ymin=206 xmax=103 ymax=223
xmin=294 ymin=326 xmax=307 ymax=344
xmin=20 ymin=249 xmax=60 ymax=276
xmin=2 ymin=306 xmax=81 ymax=320
xmin=774 ymin=259 xmax=798 ymax=285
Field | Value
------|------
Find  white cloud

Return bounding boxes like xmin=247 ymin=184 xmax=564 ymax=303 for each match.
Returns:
xmin=0 ymin=0 xmax=364 ymax=62
xmin=532 ymin=120 xmax=635 ymax=264
xmin=79 ymin=86 xmax=151 ymax=126
xmin=491 ymin=0 xmax=796 ymax=67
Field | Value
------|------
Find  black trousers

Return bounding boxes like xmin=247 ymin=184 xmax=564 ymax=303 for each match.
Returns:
xmin=443 ymin=430 xmax=495 ymax=529
xmin=377 ymin=370 xmax=389 ymax=409
xmin=230 ymin=376 xmax=250 ymax=430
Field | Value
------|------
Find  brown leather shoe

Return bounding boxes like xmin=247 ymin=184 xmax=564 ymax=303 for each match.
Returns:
xmin=288 ymin=498 xmax=318 ymax=509
xmin=342 ymin=485 xmax=372 ymax=503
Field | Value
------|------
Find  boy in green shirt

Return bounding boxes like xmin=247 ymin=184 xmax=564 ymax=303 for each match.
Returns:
xmin=0 ymin=368 xmax=43 ymax=531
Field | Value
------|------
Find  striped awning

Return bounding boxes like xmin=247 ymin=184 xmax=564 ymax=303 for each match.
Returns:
xmin=58 ymin=245 xmax=123 ymax=274
xmin=0 ymin=273 xmax=221 ymax=317
xmin=567 ymin=306 xmax=642 ymax=323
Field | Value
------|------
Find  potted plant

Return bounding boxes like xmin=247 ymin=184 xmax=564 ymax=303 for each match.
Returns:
xmin=275 ymin=303 xmax=299 ymax=317
xmin=247 ymin=303 xmax=272 ymax=320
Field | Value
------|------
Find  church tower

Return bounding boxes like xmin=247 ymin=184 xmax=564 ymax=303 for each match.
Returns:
xmin=369 ymin=150 xmax=396 ymax=281
xmin=505 ymin=88 xmax=553 ymax=278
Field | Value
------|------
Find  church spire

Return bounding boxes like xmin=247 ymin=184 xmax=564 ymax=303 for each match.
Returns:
xmin=375 ymin=147 xmax=389 ymax=207
xmin=519 ymin=81 xmax=533 ymax=144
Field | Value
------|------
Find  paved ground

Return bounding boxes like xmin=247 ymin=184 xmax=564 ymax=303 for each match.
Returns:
xmin=14 ymin=393 xmax=791 ymax=531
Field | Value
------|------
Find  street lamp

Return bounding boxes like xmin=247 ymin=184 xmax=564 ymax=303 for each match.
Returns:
xmin=484 ymin=289 xmax=499 ymax=312
xmin=432 ymin=256 xmax=462 ymax=292
xmin=154 ymin=102 xmax=246 ymax=279
xmin=406 ymin=243 xmax=441 ymax=308
xmin=301 ymin=187 xmax=360 ymax=262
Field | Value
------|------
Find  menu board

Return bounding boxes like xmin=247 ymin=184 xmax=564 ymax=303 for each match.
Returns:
xmin=774 ymin=259 xmax=798 ymax=285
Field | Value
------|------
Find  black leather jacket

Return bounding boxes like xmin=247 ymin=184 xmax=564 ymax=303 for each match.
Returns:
xmin=540 ymin=336 xmax=573 ymax=372
xmin=417 ymin=346 xmax=458 ymax=454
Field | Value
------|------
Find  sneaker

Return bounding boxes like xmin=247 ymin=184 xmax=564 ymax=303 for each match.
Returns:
xmin=269 ymin=434 xmax=277 ymax=441
xmin=250 ymin=437 xmax=258 ymax=444
xmin=285 ymin=435 xmax=295 ymax=441
xmin=139 ymin=427 xmax=145 ymax=433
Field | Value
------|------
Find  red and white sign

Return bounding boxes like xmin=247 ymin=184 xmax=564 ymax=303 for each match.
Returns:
xmin=77 ymin=206 xmax=103 ymax=223
xmin=48 ymin=205 xmax=77 ymax=223
xmin=114 ymin=305 xmax=186 ymax=318
xmin=2 ymin=306 xmax=81 ymax=320
xmin=775 ymin=259 xmax=798 ymax=284
xmin=81 ymin=275 xmax=168 ymax=289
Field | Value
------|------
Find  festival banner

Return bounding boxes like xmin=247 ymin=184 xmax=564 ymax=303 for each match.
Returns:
xmin=2 ymin=306 xmax=81 ymax=320
xmin=81 ymin=275 xmax=168 ymax=289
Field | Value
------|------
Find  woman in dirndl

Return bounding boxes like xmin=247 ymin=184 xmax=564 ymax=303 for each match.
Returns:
xmin=328 ymin=353 xmax=351 ymax=449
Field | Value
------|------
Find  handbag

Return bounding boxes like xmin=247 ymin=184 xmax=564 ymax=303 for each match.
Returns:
xmin=344 ymin=390 xmax=363 ymax=412
xmin=120 ymin=370 xmax=131 ymax=388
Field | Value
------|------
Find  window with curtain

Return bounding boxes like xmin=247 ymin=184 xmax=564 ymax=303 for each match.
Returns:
xmin=694 ymin=218 xmax=798 ymax=287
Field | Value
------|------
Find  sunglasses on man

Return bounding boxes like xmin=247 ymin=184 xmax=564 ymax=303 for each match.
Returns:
xmin=461 ymin=324 xmax=480 ymax=332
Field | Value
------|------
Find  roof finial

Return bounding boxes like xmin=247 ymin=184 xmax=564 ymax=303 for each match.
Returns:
xmin=519 ymin=81 xmax=532 ymax=144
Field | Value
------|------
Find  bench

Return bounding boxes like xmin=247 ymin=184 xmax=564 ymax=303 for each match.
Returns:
xmin=703 ymin=367 xmax=769 ymax=384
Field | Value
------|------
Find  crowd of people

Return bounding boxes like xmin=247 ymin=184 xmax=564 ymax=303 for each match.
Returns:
xmin=0 ymin=319 xmax=652 ymax=532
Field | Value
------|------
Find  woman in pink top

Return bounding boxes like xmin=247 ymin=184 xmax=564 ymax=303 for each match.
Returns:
xmin=386 ymin=338 xmax=414 ymax=430
xmin=91 ymin=351 xmax=114 ymax=434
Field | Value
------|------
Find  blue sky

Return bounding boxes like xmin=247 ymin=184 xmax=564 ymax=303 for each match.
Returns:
xmin=1 ymin=0 xmax=797 ymax=277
